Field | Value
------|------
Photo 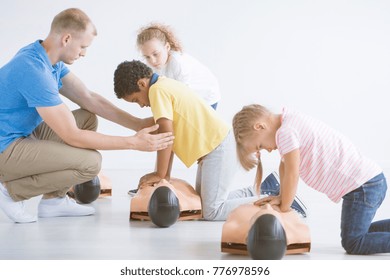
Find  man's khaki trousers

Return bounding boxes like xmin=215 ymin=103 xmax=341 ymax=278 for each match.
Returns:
xmin=0 ymin=109 xmax=102 ymax=201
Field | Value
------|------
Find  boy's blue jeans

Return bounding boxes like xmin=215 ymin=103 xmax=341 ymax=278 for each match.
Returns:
xmin=341 ymin=173 xmax=390 ymax=254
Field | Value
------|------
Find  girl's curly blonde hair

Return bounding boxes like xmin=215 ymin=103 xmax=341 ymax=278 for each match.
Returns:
xmin=137 ymin=22 xmax=183 ymax=53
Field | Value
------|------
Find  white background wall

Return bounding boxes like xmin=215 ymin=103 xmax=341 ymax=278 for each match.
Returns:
xmin=1 ymin=0 xmax=389 ymax=177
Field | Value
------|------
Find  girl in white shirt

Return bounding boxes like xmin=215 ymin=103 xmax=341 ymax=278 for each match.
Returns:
xmin=136 ymin=23 xmax=221 ymax=109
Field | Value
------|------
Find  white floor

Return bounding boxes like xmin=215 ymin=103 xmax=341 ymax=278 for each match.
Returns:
xmin=1 ymin=168 xmax=390 ymax=261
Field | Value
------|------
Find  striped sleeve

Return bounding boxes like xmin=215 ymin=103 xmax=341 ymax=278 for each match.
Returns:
xmin=276 ymin=126 xmax=300 ymax=156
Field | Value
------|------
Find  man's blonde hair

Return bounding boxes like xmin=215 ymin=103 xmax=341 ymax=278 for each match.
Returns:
xmin=232 ymin=104 xmax=272 ymax=189
xmin=51 ymin=8 xmax=97 ymax=35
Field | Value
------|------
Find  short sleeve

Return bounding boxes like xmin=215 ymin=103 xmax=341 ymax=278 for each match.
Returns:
xmin=17 ymin=62 xmax=63 ymax=107
xmin=276 ymin=126 xmax=300 ymax=156
xmin=149 ymin=85 xmax=174 ymax=122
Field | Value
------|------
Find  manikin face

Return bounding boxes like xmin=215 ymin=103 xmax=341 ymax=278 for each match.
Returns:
xmin=243 ymin=122 xmax=277 ymax=154
xmin=139 ymin=38 xmax=170 ymax=70
xmin=122 ymin=78 xmax=150 ymax=108
xmin=60 ymin=23 xmax=96 ymax=64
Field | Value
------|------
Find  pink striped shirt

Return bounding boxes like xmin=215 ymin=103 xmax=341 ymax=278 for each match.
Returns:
xmin=276 ymin=108 xmax=382 ymax=202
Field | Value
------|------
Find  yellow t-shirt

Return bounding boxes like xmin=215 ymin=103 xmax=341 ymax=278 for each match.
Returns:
xmin=149 ymin=76 xmax=230 ymax=167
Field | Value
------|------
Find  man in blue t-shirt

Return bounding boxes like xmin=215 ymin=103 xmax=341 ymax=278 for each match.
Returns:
xmin=0 ymin=8 xmax=174 ymax=223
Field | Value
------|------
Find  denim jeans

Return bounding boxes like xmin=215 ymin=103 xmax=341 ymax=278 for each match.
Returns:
xmin=341 ymin=173 xmax=390 ymax=254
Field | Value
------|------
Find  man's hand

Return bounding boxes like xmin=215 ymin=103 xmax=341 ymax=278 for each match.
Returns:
xmin=132 ymin=124 xmax=174 ymax=151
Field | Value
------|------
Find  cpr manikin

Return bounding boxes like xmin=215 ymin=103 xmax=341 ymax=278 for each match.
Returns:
xmin=130 ymin=178 xmax=202 ymax=227
xmin=221 ymin=203 xmax=311 ymax=259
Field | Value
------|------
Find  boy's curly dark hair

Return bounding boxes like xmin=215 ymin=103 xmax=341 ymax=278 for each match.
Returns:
xmin=113 ymin=60 xmax=153 ymax=99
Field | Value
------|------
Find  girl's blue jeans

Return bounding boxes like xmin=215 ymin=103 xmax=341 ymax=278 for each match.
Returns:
xmin=341 ymin=173 xmax=390 ymax=254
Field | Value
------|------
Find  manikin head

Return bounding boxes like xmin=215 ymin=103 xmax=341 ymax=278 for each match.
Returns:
xmin=246 ymin=204 xmax=287 ymax=260
xmin=148 ymin=186 xmax=180 ymax=228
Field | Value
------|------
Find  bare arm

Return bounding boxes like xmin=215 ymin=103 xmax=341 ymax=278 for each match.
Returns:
xmin=254 ymin=149 xmax=300 ymax=212
xmin=278 ymin=149 xmax=300 ymax=212
xmin=36 ymin=104 xmax=173 ymax=151
xmin=59 ymin=72 xmax=154 ymax=131
xmin=155 ymin=118 xmax=174 ymax=178
xmin=137 ymin=118 xmax=175 ymax=188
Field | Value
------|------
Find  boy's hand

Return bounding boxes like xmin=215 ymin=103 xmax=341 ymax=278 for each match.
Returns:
xmin=132 ymin=124 xmax=174 ymax=151
xmin=138 ymin=172 xmax=162 ymax=189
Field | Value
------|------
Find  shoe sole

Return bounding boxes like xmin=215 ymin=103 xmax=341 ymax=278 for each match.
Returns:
xmin=38 ymin=211 xmax=95 ymax=218
xmin=128 ymin=189 xmax=138 ymax=196
xmin=292 ymin=195 xmax=308 ymax=218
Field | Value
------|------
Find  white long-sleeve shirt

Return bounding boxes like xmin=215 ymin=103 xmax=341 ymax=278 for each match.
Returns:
xmin=155 ymin=51 xmax=221 ymax=105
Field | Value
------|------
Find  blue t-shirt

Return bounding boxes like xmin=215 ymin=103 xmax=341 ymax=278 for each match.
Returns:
xmin=0 ymin=40 xmax=68 ymax=153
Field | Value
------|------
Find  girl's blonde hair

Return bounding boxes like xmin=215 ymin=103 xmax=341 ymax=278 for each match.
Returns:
xmin=232 ymin=104 xmax=272 ymax=190
xmin=137 ymin=23 xmax=183 ymax=52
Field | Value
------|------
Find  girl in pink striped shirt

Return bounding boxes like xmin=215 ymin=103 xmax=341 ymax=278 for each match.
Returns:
xmin=232 ymin=104 xmax=389 ymax=255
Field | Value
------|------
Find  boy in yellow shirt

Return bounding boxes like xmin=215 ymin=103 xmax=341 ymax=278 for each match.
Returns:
xmin=113 ymin=60 xmax=306 ymax=220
